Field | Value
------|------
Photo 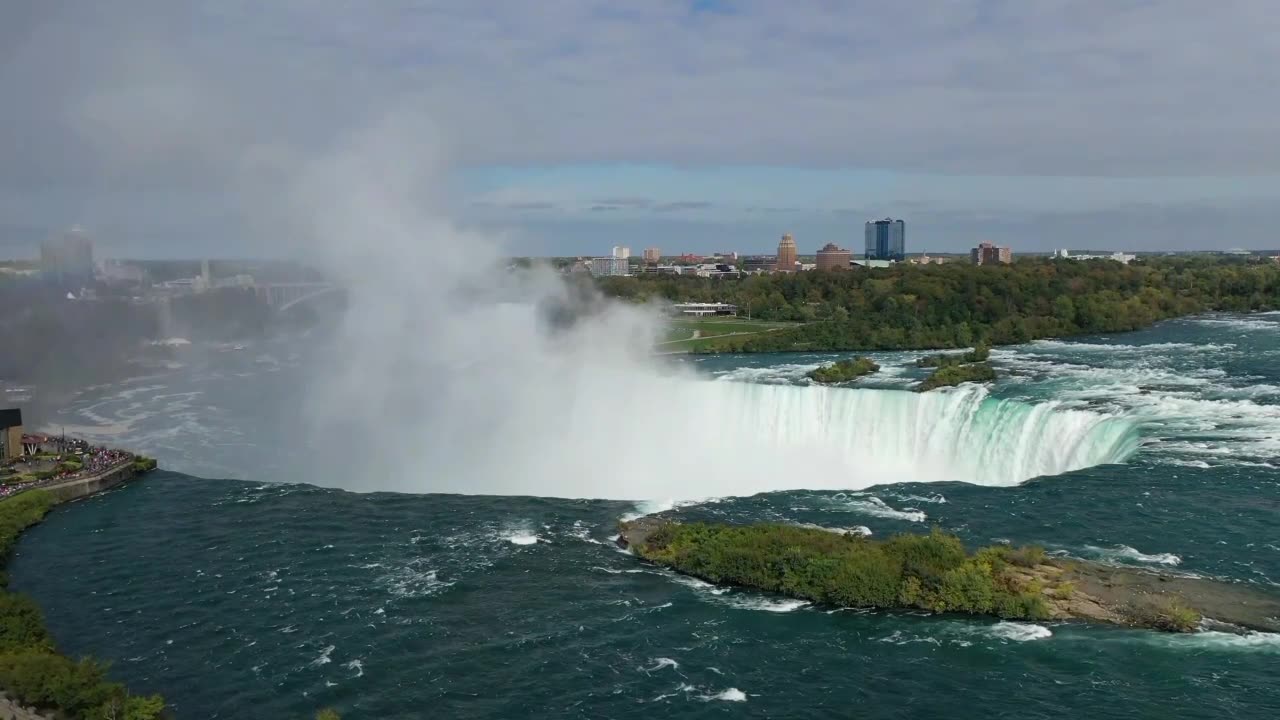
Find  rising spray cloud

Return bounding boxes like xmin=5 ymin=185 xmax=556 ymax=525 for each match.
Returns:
xmin=288 ymin=112 xmax=1138 ymax=501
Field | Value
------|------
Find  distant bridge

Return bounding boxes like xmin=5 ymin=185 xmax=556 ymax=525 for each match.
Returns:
xmin=252 ymin=282 xmax=343 ymax=312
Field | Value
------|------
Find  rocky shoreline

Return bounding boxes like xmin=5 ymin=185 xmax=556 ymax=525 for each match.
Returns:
xmin=617 ymin=515 xmax=1280 ymax=634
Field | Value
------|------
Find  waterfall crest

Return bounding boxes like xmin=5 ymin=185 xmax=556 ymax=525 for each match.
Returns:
xmin=414 ymin=378 xmax=1141 ymax=500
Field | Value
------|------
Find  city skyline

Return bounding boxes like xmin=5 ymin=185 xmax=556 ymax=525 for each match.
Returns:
xmin=4 ymin=2 xmax=1280 ymax=258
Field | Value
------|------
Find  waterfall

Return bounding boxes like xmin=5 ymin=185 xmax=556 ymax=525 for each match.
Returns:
xmin=633 ymin=381 xmax=1140 ymax=494
xmin=406 ymin=375 xmax=1141 ymax=501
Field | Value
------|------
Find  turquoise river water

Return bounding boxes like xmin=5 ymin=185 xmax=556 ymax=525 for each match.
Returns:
xmin=9 ymin=313 xmax=1280 ymax=718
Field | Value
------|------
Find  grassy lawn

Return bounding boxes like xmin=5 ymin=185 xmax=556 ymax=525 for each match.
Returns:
xmin=659 ymin=316 xmax=801 ymax=351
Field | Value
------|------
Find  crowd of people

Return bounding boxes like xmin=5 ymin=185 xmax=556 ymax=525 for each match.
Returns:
xmin=0 ymin=439 xmax=134 ymax=497
xmin=82 ymin=447 xmax=131 ymax=475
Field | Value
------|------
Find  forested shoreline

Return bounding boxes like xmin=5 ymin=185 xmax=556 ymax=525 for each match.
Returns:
xmin=597 ymin=257 xmax=1280 ymax=352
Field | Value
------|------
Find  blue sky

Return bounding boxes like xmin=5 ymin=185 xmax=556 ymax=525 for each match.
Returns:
xmin=3 ymin=0 xmax=1280 ymax=257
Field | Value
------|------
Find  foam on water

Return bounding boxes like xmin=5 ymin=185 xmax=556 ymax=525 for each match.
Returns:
xmin=1028 ymin=339 xmax=1236 ymax=354
xmin=668 ymin=574 xmax=730 ymax=595
xmin=640 ymin=658 xmax=680 ymax=673
xmin=989 ymin=622 xmax=1053 ymax=642
xmin=1083 ymin=545 xmax=1182 ymax=566
xmin=702 ymin=688 xmax=747 ymax=702
xmin=718 ymin=596 xmax=809 ymax=613
xmin=838 ymin=496 xmax=927 ymax=523
xmin=1189 ymin=316 xmax=1280 ymax=333
xmin=793 ymin=522 xmax=873 ymax=536
xmin=310 ymin=644 xmax=335 ymax=666
xmin=1149 ymin=631 xmax=1280 ymax=653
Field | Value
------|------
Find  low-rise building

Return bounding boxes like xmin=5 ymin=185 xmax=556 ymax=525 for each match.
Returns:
xmin=909 ymin=254 xmax=951 ymax=265
xmin=852 ymin=259 xmax=895 ymax=269
xmin=815 ymin=242 xmax=853 ymax=271
xmin=742 ymin=256 xmax=777 ymax=273
xmin=670 ymin=302 xmax=737 ymax=317
xmin=1055 ymin=249 xmax=1136 ymax=264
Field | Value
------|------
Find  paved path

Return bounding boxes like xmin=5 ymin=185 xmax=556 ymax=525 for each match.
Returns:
xmin=1 ymin=458 xmax=133 ymax=499
xmin=656 ymin=326 xmax=789 ymax=350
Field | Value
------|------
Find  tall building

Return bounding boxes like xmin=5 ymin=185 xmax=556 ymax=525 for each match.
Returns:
xmin=815 ymin=242 xmax=852 ymax=271
xmin=643 ymin=247 xmax=661 ymax=264
xmin=864 ymin=219 xmax=905 ymax=261
xmin=971 ymin=241 xmax=1013 ymax=265
xmin=611 ymin=246 xmax=631 ymax=260
xmin=776 ymin=233 xmax=798 ymax=272
xmin=40 ymin=226 xmax=94 ymax=285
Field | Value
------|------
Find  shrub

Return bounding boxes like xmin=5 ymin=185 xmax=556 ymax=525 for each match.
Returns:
xmin=1052 ymin=581 xmax=1076 ymax=600
xmin=807 ymin=357 xmax=880 ymax=384
xmin=132 ymin=456 xmax=158 ymax=472
xmin=917 ymin=362 xmax=997 ymax=392
xmin=317 ymin=709 xmax=342 ymax=720
xmin=1006 ymin=545 xmax=1046 ymax=568
xmin=1148 ymin=601 xmax=1201 ymax=633
xmin=883 ymin=528 xmax=967 ymax=585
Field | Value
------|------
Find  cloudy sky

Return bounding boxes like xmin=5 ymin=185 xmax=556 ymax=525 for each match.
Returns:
xmin=3 ymin=0 xmax=1279 ymax=257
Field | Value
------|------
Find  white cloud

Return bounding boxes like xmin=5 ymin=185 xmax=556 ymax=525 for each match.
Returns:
xmin=6 ymin=0 xmax=1280 ymax=180
xmin=4 ymin=0 xmax=1280 ymax=253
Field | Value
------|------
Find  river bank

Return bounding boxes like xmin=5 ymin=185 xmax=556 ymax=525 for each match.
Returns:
xmin=0 ymin=452 xmax=164 ymax=719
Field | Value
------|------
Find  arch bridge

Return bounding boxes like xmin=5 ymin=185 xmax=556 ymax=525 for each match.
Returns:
xmin=253 ymin=282 xmax=343 ymax=312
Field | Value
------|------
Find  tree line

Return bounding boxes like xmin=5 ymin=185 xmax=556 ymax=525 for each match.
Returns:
xmin=595 ymin=256 xmax=1280 ymax=352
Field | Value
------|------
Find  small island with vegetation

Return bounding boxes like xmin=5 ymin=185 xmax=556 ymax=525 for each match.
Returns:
xmin=617 ymin=517 xmax=1280 ymax=634
xmin=917 ymin=361 xmax=998 ymax=392
xmin=807 ymin=356 xmax=880 ymax=384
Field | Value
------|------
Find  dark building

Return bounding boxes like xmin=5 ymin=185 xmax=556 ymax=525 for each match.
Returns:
xmin=971 ymin=241 xmax=1013 ymax=265
xmin=864 ymin=218 xmax=905 ymax=261
xmin=743 ymin=256 xmax=777 ymax=273
xmin=1 ymin=408 xmax=22 ymax=461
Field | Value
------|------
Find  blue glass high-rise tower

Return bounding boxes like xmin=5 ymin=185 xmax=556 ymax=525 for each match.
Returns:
xmin=864 ymin=219 xmax=905 ymax=261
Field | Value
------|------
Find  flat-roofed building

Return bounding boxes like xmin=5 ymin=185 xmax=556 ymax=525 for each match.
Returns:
xmin=670 ymin=302 xmax=737 ymax=317
xmin=971 ymin=241 xmax=1013 ymax=265
xmin=815 ymin=242 xmax=852 ymax=271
